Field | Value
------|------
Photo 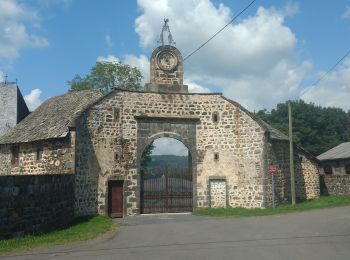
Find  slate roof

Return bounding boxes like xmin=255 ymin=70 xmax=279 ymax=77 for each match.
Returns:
xmin=0 ymin=90 xmax=103 ymax=144
xmin=317 ymin=142 xmax=350 ymax=161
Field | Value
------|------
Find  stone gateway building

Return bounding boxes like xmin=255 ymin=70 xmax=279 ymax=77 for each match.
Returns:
xmin=0 ymin=35 xmax=320 ymax=237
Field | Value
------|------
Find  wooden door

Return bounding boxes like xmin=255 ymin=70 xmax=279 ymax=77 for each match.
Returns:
xmin=108 ymin=180 xmax=124 ymax=218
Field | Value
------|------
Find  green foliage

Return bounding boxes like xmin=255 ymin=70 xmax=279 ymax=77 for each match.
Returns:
xmin=68 ymin=61 xmax=143 ymax=94
xmin=0 ymin=216 xmax=116 ymax=254
xmin=193 ymin=196 xmax=350 ymax=217
xmin=147 ymin=155 xmax=189 ymax=168
xmin=140 ymin=141 xmax=155 ymax=168
xmin=254 ymin=100 xmax=350 ymax=155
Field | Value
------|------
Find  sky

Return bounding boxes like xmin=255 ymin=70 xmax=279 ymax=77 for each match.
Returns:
xmin=1 ymin=0 xmax=350 ymax=154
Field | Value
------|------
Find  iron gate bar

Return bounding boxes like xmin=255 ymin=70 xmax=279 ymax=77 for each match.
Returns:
xmin=141 ymin=166 xmax=193 ymax=213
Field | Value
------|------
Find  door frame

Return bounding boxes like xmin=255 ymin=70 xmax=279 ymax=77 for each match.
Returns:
xmin=108 ymin=180 xmax=124 ymax=218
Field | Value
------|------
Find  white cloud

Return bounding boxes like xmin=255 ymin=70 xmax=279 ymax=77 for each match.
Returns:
xmin=283 ymin=2 xmax=300 ymax=17
xmin=24 ymin=88 xmax=42 ymax=111
xmin=96 ymin=55 xmax=119 ymax=63
xmin=152 ymin=137 xmax=188 ymax=156
xmin=123 ymin=54 xmax=150 ymax=84
xmin=134 ymin=0 xmax=304 ymax=110
xmin=185 ymin=80 xmax=210 ymax=93
xmin=0 ymin=71 xmax=4 ymax=82
xmin=105 ymin=34 xmax=113 ymax=48
xmin=301 ymin=58 xmax=350 ymax=111
xmin=0 ymin=0 xmax=49 ymax=60
xmin=96 ymin=54 xmax=150 ymax=85
xmin=342 ymin=6 xmax=350 ymax=19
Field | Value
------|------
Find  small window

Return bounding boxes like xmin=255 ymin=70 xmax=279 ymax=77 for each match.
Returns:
xmin=214 ymin=152 xmax=219 ymax=161
xmin=212 ymin=112 xmax=219 ymax=123
xmin=113 ymin=107 xmax=120 ymax=121
xmin=345 ymin=164 xmax=350 ymax=175
xmin=324 ymin=165 xmax=332 ymax=175
xmin=11 ymin=145 xmax=19 ymax=166
xmin=35 ymin=144 xmax=43 ymax=161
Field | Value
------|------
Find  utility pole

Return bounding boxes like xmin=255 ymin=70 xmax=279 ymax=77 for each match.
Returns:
xmin=288 ymin=102 xmax=296 ymax=205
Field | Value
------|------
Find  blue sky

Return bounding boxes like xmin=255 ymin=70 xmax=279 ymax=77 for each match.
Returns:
xmin=1 ymin=0 xmax=350 ymax=114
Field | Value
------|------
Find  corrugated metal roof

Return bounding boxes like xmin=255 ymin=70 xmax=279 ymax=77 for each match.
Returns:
xmin=317 ymin=142 xmax=350 ymax=161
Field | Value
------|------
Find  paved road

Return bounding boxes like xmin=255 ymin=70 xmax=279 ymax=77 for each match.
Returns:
xmin=2 ymin=207 xmax=350 ymax=260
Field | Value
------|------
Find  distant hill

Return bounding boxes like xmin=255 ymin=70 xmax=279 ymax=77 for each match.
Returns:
xmin=147 ymin=155 xmax=189 ymax=168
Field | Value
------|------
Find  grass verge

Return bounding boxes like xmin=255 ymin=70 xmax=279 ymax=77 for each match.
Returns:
xmin=193 ymin=196 xmax=350 ymax=217
xmin=0 ymin=215 xmax=117 ymax=254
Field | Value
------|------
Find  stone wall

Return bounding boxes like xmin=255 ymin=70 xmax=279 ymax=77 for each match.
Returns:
xmin=319 ymin=159 xmax=350 ymax=195
xmin=0 ymin=174 xmax=74 ymax=240
xmin=150 ymin=46 xmax=183 ymax=85
xmin=0 ymin=83 xmax=17 ymax=137
xmin=320 ymin=175 xmax=350 ymax=195
xmin=0 ymin=83 xmax=29 ymax=138
xmin=75 ymin=90 xmax=267 ymax=216
xmin=267 ymin=140 xmax=320 ymax=206
xmin=209 ymin=179 xmax=227 ymax=208
xmin=0 ymin=135 xmax=75 ymax=176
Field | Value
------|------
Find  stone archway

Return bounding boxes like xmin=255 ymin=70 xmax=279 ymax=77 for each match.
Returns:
xmin=136 ymin=116 xmax=198 ymax=213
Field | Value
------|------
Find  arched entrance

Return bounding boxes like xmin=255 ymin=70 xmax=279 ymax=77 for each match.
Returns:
xmin=140 ymin=137 xmax=193 ymax=213
xmin=136 ymin=116 xmax=198 ymax=214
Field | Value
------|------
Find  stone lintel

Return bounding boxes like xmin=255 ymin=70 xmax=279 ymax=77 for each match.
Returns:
xmin=135 ymin=115 xmax=200 ymax=121
xmin=144 ymin=83 xmax=188 ymax=93
xmin=209 ymin=176 xmax=227 ymax=180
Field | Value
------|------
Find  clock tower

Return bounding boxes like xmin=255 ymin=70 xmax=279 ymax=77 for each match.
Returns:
xmin=145 ymin=19 xmax=188 ymax=93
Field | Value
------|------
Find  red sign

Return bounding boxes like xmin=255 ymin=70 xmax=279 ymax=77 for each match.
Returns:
xmin=268 ymin=166 xmax=278 ymax=174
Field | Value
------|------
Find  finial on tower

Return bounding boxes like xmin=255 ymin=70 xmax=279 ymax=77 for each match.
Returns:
xmin=159 ymin=18 xmax=176 ymax=46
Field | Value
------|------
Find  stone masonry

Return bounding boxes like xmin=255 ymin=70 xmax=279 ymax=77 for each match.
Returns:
xmin=0 ymin=134 xmax=75 ymax=176
xmin=0 ymin=174 xmax=74 ymax=239
xmin=74 ymin=89 xmax=319 ymax=216
xmin=267 ymin=140 xmax=320 ymax=205
xmin=210 ymin=179 xmax=227 ymax=208
xmin=0 ymin=83 xmax=29 ymax=137
xmin=319 ymin=159 xmax=350 ymax=196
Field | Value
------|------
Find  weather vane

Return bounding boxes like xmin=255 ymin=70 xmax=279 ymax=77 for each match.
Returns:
xmin=158 ymin=18 xmax=175 ymax=46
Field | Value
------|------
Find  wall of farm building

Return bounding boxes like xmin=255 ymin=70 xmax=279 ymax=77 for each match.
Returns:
xmin=0 ymin=135 xmax=75 ymax=176
xmin=0 ymin=135 xmax=76 ymax=239
xmin=319 ymin=159 xmax=350 ymax=196
xmin=267 ymin=140 xmax=320 ymax=206
xmin=74 ymin=90 xmax=268 ymax=217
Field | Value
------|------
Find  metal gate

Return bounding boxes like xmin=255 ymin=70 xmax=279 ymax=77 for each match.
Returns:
xmin=141 ymin=167 xmax=193 ymax=213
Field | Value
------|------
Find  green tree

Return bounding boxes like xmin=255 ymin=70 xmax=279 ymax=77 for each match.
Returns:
xmin=68 ymin=61 xmax=153 ymax=157
xmin=255 ymin=100 xmax=350 ymax=156
xmin=141 ymin=141 xmax=155 ymax=168
xmin=68 ymin=61 xmax=143 ymax=93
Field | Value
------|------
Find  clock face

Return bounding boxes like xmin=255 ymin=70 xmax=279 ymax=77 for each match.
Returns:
xmin=156 ymin=50 xmax=178 ymax=71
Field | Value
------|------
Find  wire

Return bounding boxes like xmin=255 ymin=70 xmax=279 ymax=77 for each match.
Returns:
xmin=300 ymin=48 xmax=350 ymax=97
xmin=183 ymin=0 xmax=257 ymax=62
